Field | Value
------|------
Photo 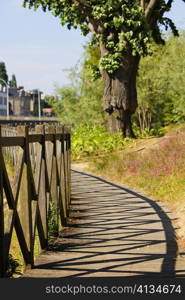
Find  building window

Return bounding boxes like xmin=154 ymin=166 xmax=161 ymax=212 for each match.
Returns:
xmin=0 ymin=109 xmax=6 ymax=116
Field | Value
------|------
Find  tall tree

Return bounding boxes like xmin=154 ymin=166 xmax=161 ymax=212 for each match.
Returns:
xmin=0 ymin=61 xmax=8 ymax=86
xmin=23 ymin=0 xmax=185 ymax=137
xmin=9 ymin=74 xmax=17 ymax=88
xmin=137 ymin=32 xmax=185 ymax=130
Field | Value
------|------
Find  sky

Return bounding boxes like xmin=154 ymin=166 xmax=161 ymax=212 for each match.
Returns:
xmin=0 ymin=0 xmax=185 ymax=95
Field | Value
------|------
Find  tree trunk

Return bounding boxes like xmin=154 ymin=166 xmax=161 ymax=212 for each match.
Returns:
xmin=100 ymin=45 xmax=140 ymax=137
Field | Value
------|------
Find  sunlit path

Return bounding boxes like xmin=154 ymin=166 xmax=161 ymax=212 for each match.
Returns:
xmin=24 ymin=170 xmax=185 ymax=278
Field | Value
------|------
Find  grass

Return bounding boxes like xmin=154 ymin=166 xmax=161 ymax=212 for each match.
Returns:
xmin=87 ymin=125 xmax=185 ymax=246
xmin=91 ymin=131 xmax=185 ymax=203
xmin=8 ymin=230 xmax=25 ymax=278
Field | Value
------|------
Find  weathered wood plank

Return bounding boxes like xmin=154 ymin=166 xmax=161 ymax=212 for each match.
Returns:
xmin=1 ymin=136 xmax=24 ymax=147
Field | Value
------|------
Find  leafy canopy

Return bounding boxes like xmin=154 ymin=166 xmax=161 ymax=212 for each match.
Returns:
xmin=23 ymin=0 xmax=185 ymax=75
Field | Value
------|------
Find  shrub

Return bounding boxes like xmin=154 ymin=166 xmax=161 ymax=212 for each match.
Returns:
xmin=71 ymin=125 xmax=134 ymax=160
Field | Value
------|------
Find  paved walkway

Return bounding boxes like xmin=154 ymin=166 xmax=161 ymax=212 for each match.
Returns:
xmin=24 ymin=170 xmax=185 ymax=278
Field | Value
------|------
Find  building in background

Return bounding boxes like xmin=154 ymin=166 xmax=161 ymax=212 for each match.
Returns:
xmin=28 ymin=90 xmax=55 ymax=117
xmin=0 ymin=85 xmax=55 ymax=117
xmin=9 ymin=86 xmax=34 ymax=116
xmin=30 ymin=89 xmax=42 ymax=117
xmin=42 ymin=107 xmax=54 ymax=117
xmin=8 ymin=87 xmax=44 ymax=117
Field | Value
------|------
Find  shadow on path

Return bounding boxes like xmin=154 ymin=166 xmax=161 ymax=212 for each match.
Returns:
xmin=23 ymin=170 xmax=185 ymax=278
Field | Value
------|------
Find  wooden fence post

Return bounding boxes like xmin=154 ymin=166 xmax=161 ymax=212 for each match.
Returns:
xmin=64 ymin=126 xmax=71 ymax=213
xmin=34 ymin=125 xmax=48 ymax=249
xmin=56 ymin=125 xmax=67 ymax=226
xmin=17 ymin=126 xmax=34 ymax=269
xmin=62 ymin=126 xmax=67 ymax=216
xmin=67 ymin=128 xmax=71 ymax=205
xmin=46 ymin=125 xmax=59 ymax=238
xmin=0 ymin=126 xmax=6 ymax=277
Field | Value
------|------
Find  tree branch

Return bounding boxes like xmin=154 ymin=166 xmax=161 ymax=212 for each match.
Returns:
xmin=166 ymin=0 xmax=174 ymax=8
xmin=87 ymin=22 xmax=95 ymax=33
xmin=145 ymin=0 xmax=158 ymax=20
xmin=140 ymin=0 xmax=145 ymax=10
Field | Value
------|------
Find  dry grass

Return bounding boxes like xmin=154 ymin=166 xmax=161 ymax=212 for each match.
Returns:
xmin=89 ymin=129 xmax=185 ymax=250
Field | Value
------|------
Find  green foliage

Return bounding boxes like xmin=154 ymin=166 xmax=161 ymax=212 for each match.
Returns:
xmin=23 ymin=0 xmax=183 ymax=76
xmin=100 ymin=52 xmax=122 ymax=74
xmin=23 ymin=0 xmax=185 ymax=138
xmin=50 ymin=43 xmax=105 ymax=128
xmin=0 ymin=61 xmax=8 ymax=85
xmin=135 ymin=32 xmax=185 ymax=133
xmin=53 ymin=86 xmax=81 ymax=126
xmin=72 ymin=125 xmax=134 ymax=160
xmin=48 ymin=201 xmax=58 ymax=243
xmin=132 ymin=122 xmax=166 ymax=138
xmin=50 ymin=32 xmax=185 ymax=138
xmin=9 ymin=74 xmax=17 ymax=88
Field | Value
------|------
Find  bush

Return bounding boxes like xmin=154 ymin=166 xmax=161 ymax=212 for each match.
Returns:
xmin=71 ymin=125 xmax=134 ymax=160
xmin=133 ymin=122 xmax=166 ymax=138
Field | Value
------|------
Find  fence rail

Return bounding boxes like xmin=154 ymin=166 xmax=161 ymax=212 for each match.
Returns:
xmin=0 ymin=124 xmax=71 ymax=277
xmin=0 ymin=116 xmax=60 ymax=127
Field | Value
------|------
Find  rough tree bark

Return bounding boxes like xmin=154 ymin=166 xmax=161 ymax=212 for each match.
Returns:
xmin=100 ymin=45 xmax=140 ymax=137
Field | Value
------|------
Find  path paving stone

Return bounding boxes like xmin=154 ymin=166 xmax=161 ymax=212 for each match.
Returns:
xmin=23 ymin=170 xmax=185 ymax=278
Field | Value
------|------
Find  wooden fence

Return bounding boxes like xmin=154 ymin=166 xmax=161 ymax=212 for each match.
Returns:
xmin=0 ymin=124 xmax=71 ymax=277
xmin=1 ymin=126 xmax=19 ymax=166
xmin=0 ymin=116 xmax=60 ymax=127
